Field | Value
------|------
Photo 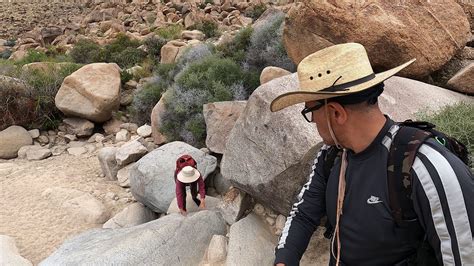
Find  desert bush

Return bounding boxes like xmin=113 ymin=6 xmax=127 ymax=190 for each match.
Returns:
xmin=245 ymin=3 xmax=267 ymax=21
xmin=0 ymin=63 xmax=81 ymax=130
xmin=15 ymin=50 xmax=49 ymax=66
xmin=5 ymin=39 xmax=16 ymax=47
xmin=120 ymin=70 xmax=133 ymax=84
xmin=0 ymin=59 xmax=20 ymax=77
xmin=144 ymin=35 xmax=167 ymax=64
xmin=217 ymin=26 xmax=253 ymax=64
xmin=103 ymin=34 xmax=145 ymax=68
xmin=70 ymin=39 xmax=104 ymax=64
xmin=416 ymin=102 xmax=474 ymax=166
xmin=0 ymin=49 xmax=12 ymax=60
xmin=245 ymin=12 xmax=295 ymax=72
xmin=108 ymin=46 xmax=147 ymax=69
xmin=129 ymin=79 xmax=168 ymax=125
xmin=176 ymin=43 xmax=215 ymax=73
xmin=191 ymin=20 xmax=220 ymax=38
xmin=154 ymin=63 xmax=178 ymax=86
xmin=159 ymin=55 xmax=245 ymax=146
xmin=156 ymin=24 xmax=183 ymax=40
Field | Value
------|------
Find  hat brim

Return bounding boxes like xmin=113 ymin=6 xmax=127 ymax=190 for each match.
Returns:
xmin=177 ymin=171 xmax=200 ymax=183
xmin=270 ymin=59 xmax=415 ymax=112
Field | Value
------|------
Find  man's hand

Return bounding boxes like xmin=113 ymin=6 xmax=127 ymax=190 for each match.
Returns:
xmin=199 ymin=198 xmax=206 ymax=209
xmin=179 ymin=209 xmax=187 ymax=216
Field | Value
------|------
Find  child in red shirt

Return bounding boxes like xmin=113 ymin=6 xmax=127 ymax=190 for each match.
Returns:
xmin=174 ymin=155 xmax=206 ymax=216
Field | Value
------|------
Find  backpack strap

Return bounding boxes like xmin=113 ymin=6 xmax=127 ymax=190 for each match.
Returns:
xmin=387 ymin=124 xmax=432 ymax=226
xmin=322 ymin=146 xmax=342 ymax=239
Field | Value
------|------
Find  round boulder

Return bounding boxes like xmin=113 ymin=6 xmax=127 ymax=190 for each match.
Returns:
xmin=0 ymin=126 xmax=33 ymax=159
xmin=130 ymin=141 xmax=217 ymax=213
xmin=55 ymin=63 xmax=121 ymax=123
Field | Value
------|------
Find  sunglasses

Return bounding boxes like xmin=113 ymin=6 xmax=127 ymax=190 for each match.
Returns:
xmin=301 ymin=102 xmax=325 ymax=123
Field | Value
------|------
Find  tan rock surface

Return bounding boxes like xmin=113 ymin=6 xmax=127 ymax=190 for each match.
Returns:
xmin=283 ymin=0 xmax=471 ymax=78
xmin=0 ymin=155 xmax=132 ymax=264
xmin=55 ymin=63 xmax=121 ymax=123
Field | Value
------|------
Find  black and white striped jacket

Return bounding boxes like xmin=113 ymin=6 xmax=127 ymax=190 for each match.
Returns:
xmin=275 ymin=118 xmax=473 ymax=266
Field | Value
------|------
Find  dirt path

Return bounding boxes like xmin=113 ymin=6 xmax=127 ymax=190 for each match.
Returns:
xmin=0 ymin=154 xmax=132 ymax=265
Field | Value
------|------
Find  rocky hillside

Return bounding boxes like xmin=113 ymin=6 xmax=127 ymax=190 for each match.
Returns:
xmin=0 ymin=1 xmax=91 ymax=39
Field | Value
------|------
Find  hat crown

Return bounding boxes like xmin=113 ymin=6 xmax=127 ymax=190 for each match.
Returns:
xmin=298 ymin=43 xmax=374 ymax=92
xmin=181 ymin=166 xmax=195 ymax=177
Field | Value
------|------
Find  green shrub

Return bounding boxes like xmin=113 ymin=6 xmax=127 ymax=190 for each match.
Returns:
xmin=70 ymin=39 xmax=104 ymax=64
xmin=109 ymin=46 xmax=147 ymax=69
xmin=416 ymin=102 xmax=474 ymax=165
xmin=160 ymin=56 xmax=244 ymax=146
xmin=144 ymin=35 xmax=167 ymax=64
xmin=0 ymin=59 xmax=19 ymax=77
xmin=245 ymin=12 xmax=295 ymax=72
xmin=129 ymin=80 xmax=168 ymax=125
xmin=0 ymin=63 xmax=81 ymax=130
xmin=120 ymin=70 xmax=133 ymax=84
xmin=217 ymin=26 xmax=253 ymax=64
xmin=15 ymin=50 xmax=49 ymax=66
xmin=191 ymin=20 xmax=220 ymax=38
xmin=245 ymin=3 xmax=267 ymax=21
xmin=0 ymin=49 xmax=12 ymax=60
xmin=153 ymin=63 xmax=177 ymax=85
xmin=5 ymin=39 xmax=16 ymax=47
xmin=156 ymin=24 xmax=183 ymax=40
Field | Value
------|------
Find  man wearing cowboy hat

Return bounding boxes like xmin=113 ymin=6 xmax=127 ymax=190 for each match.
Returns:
xmin=271 ymin=43 xmax=473 ymax=265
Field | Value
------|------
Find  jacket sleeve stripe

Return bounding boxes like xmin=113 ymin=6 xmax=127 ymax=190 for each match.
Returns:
xmin=277 ymin=144 xmax=329 ymax=249
xmin=413 ymin=156 xmax=455 ymax=265
xmin=417 ymin=144 xmax=473 ymax=265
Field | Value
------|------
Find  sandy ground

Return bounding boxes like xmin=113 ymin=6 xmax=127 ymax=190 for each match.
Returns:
xmin=0 ymin=153 xmax=132 ymax=265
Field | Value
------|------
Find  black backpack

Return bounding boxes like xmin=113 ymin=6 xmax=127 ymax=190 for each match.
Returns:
xmin=321 ymin=120 xmax=470 ymax=265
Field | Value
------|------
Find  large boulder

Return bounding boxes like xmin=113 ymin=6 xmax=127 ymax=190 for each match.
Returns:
xmin=130 ymin=141 xmax=217 ymax=213
xmin=217 ymin=187 xmax=253 ymax=225
xmin=40 ymin=211 xmax=226 ymax=265
xmin=226 ymin=213 xmax=276 ymax=266
xmin=283 ymin=0 xmax=471 ymax=78
xmin=151 ymin=90 xmax=171 ymax=145
xmin=203 ymin=101 xmax=247 ymax=154
xmin=379 ymin=76 xmax=474 ymax=121
xmin=103 ymin=202 xmax=158 ymax=229
xmin=0 ymin=126 xmax=33 ymax=159
xmin=447 ymin=63 xmax=474 ymax=95
xmin=167 ymin=194 xmax=221 ymax=214
xmin=55 ymin=63 xmax=121 ymax=123
xmin=260 ymin=66 xmax=291 ymax=85
xmin=221 ymin=76 xmax=322 ymax=214
xmin=0 ymin=235 xmax=32 ymax=266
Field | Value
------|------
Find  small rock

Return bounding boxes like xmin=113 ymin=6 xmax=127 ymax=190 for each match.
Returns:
xmin=67 ymin=147 xmax=88 ymax=156
xmin=26 ymin=148 xmax=52 ymax=161
xmin=117 ymin=163 xmax=134 ymax=188
xmin=253 ymin=203 xmax=265 ymax=216
xmin=28 ymin=129 xmax=40 ymax=139
xmin=136 ymin=124 xmax=152 ymax=137
xmin=120 ymin=123 xmax=138 ymax=133
xmin=51 ymin=146 xmax=67 ymax=156
xmin=266 ymin=208 xmax=277 ymax=218
xmin=87 ymin=133 xmax=105 ymax=143
xmin=115 ymin=129 xmax=130 ymax=142
xmin=38 ymin=135 xmax=49 ymax=144
xmin=275 ymin=215 xmax=286 ymax=231
xmin=98 ymin=147 xmax=119 ymax=181
xmin=63 ymin=118 xmax=95 ymax=137
xmin=265 ymin=216 xmax=275 ymax=226
xmin=0 ymin=235 xmax=33 ymax=266
xmin=64 ymin=134 xmax=77 ymax=142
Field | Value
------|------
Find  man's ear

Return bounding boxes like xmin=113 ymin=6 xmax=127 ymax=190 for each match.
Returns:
xmin=327 ymin=102 xmax=347 ymax=125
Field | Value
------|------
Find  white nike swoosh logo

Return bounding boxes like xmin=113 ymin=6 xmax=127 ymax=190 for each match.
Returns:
xmin=367 ymin=199 xmax=383 ymax=204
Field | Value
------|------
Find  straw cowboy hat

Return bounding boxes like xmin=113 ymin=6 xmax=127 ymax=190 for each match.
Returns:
xmin=177 ymin=166 xmax=200 ymax=183
xmin=270 ymin=43 xmax=415 ymax=112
